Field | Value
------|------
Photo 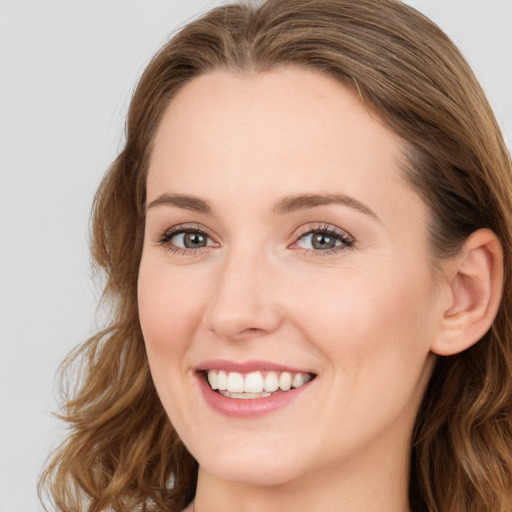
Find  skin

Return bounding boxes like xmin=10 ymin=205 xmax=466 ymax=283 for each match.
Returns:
xmin=138 ymin=67 xmax=451 ymax=512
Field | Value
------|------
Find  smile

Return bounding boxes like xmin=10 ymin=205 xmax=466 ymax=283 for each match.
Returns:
xmin=195 ymin=361 xmax=317 ymax=417
xmin=206 ymin=370 xmax=314 ymax=399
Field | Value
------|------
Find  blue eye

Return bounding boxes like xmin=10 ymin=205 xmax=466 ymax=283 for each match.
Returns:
xmin=295 ymin=226 xmax=354 ymax=253
xmin=157 ymin=226 xmax=217 ymax=252
xmin=172 ymin=231 xmax=210 ymax=249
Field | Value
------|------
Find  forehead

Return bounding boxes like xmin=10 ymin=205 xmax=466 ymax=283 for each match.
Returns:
xmin=147 ymin=67 xmax=421 ymax=224
xmin=150 ymin=67 xmax=397 ymax=174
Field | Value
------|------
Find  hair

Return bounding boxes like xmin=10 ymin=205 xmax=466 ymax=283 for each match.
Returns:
xmin=39 ymin=0 xmax=512 ymax=511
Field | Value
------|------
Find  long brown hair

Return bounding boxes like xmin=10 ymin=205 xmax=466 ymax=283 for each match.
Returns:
xmin=40 ymin=1 xmax=512 ymax=510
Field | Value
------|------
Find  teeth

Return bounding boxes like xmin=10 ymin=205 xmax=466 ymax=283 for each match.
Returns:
xmin=207 ymin=371 xmax=218 ymax=390
xmin=244 ymin=372 xmax=264 ymax=393
xmin=279 ymin=372 xmax=292 ymax=391
xmin=217 ymin=370 xmax=227 ymax=391
xmin=292 ymin=373 xmax=304 ymax=388
xmin=226 ymin=372 xmax=244 ymax=393
xmin=219 ymin=391 xmax=272 ymax=399
xmin=205 ymin=369 xmax=313 ymax=396
xmin=264 ymin=372 xmax=279 ymax=392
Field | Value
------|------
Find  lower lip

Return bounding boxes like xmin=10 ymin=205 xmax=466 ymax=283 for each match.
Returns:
xmin=196 ymin=373 xmax=313 ymax=418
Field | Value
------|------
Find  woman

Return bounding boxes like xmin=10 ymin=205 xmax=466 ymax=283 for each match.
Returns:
xmin=40 ymin=0 xmax=512 ymax=511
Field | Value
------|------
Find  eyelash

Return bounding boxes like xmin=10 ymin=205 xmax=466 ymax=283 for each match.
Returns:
xmin=155 ymin=223 xmax=355 ymax=256
xmin=156 ymin=224 xmax=216 ymax=256
xmin=292 ymin=224 xmax=354 ymax=256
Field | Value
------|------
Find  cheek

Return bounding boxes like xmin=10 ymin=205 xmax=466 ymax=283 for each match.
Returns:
xmin=137 ymin=262 xmax=211 ymax=432
xmin=294 ymin=264 xmax=436 ymax=383
xmin=296 ymin=267 xmax=436 ymax=444
xmin=137 ymin=261 xmax=208 ymax=364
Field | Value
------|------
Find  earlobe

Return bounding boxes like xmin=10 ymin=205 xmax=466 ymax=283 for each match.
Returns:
xmin=431 ymin=229 xmax=503 ymax=356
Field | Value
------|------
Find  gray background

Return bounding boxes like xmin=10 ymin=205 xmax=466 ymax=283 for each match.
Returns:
xmin=1 ymin=1 xmax=511 ymax=510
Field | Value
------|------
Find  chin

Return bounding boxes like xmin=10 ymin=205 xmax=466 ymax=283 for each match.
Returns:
xmin=201 ymin=458 xmax=303 ymax=488
xmin=190 ymin=437 xmax=309 ymax=487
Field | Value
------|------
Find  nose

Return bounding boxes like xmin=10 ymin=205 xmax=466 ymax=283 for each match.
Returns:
xmin=202 ymin=248 xmax=283 ymax=342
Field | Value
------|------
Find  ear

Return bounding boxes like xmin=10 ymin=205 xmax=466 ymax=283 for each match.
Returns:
xmin=431 ymin=228 xmax=503 ymax=356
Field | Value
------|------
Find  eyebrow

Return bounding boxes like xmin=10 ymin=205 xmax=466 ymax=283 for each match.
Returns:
xmin=273 ymin=193 xmax=378 ymax=218
xmin=146 ymin=193 xmax=211 ymax=214
xmin=145 ymin=192 xmax=377 ymax=219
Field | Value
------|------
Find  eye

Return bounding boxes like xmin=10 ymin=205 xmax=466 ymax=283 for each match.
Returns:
xmin=292 ymin=225 xmax=354 ymax=254
xmin=156 ymin=225 xmax=218 ymax=253
xmin=173 ymin=231 xmax=209 ymax=249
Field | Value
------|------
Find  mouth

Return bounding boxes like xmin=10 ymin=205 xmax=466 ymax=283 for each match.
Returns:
xmin=201 ymin=369 xmax=316 ymax=399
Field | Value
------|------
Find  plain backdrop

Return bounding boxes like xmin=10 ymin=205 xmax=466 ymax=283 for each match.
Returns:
xmin=0 ymin=1 xmax=511 ymax=510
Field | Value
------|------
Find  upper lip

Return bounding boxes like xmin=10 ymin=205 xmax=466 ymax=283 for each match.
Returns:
xmin=195 ymin=359 xmax=316 ymax=374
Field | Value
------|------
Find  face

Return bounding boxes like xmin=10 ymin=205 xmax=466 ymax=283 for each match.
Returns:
xmin=138 ymin=68 xmax=442 ymax=488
